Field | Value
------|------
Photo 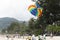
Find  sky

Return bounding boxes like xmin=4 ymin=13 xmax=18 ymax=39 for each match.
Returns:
xmin=0 ymin=0 xmax=37 ymax=21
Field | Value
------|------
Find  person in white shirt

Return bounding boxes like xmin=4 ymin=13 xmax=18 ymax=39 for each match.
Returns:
xmin=43 ymin=34 xmax=46 ymax=40
xmin=32 ymin=34 xmax=36 ymax=40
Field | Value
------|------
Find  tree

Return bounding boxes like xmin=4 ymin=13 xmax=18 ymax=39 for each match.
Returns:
xmin=29 ymin=18 xmax=37 ymax=30
xmin=37 ymin=0 xmax=60 ymax=24
xmin=7 ymin=22 xmax=20 ymax=34
xmin=28 ymin=18 xmax=43 ymax=35
xmin=28 ymin=18 xmax=35 ymax=34
xmin=30 ymin=0 xmax=60 ymax=35
xmin=45 ymin=0 xmax=60 ymax=24
xmin=46 ymin=25 xmax=60 ymax=35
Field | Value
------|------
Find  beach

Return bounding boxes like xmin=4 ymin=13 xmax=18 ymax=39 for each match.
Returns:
xmin=0 ymin=34 xmax=60 ymax=40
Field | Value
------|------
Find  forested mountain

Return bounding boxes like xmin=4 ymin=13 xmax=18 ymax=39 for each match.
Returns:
xmin=0 ymin=17 xmax=27 ymax=32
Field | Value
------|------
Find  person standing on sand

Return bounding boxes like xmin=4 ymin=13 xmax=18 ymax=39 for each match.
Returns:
xmin=6 ymin=35 xmax=9 ymax=40
xmin=31 ymin=34 xmax=36 ymax=40
xmin=38 ymin=35 xmax=42 ymax=40
xmin=42 ymin=34 xmax=46 ymax=40
xmin=11 ymin=36 xmax=14 ymax=40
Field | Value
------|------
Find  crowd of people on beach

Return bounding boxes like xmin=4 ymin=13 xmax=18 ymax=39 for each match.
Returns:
xmin=6 ymin=34 xmax=47 ymax=40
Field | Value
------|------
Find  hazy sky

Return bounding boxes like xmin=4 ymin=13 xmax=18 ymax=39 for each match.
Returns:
xmin=0 ymin=0 xmax=37 ymax=21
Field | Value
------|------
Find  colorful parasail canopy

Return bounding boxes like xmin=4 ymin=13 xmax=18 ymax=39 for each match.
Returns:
xmin=28 ymin=5 xmax=43 ymax=17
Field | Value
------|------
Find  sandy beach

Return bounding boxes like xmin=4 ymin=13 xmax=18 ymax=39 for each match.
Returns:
xmin=0 ymin=34 xmax=60 ymax=40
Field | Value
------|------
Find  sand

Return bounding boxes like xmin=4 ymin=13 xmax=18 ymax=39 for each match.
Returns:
xmin=0 ymin=34 xmax=60 ymax=40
